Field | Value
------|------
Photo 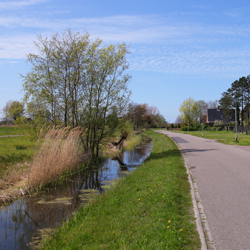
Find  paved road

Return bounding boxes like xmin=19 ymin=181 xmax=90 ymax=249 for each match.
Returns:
xmin=156 ymin=130 xmax=250 ymax=250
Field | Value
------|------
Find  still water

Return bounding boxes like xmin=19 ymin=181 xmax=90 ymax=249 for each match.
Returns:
xmin=0 ymin=138 xmax=153 ymax=249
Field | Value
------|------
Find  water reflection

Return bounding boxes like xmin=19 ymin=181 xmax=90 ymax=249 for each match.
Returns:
xmin=0 ymin=138 xmax=153 ymax=249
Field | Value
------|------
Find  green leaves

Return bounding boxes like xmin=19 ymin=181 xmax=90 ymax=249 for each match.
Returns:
xmin=21 ymin=29 xmax=131 ymax=157
xmin=8 ymin=101 xmax=24 ymax=121
xmin=179 ymin=97 xmax=199 ymax=124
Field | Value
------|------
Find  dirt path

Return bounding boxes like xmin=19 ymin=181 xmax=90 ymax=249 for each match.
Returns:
xmin=0 ymin=134 xmax=29 ymax=138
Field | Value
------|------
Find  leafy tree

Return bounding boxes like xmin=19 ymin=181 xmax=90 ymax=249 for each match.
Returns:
xmin=156 ymin=115 xmax=166 ymax=128
xmin=8 ymin=101 xmax=24 ymax=121
xmin=179 ymin=97 xmax=199 ymax=124
xmin=22 ymin=29 xmax=93 ymax=127
xmin=124 ymin=103 xmax=165 ymax=129
xmin=218 ymin=91 xmax=235 ymax=122
xmin=81 ymin=42 xmax=131 ymax=157
xmin=219 ymin=76 xmax=250 ymax=126
xmin=22 ymin=29 xmax=131 ymax=158
xmin=125 ymin=103 xmax=148 ymax=129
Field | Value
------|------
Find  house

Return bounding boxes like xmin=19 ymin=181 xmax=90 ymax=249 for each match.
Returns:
xmin=206 ymin=107 xmax=235 ymax=124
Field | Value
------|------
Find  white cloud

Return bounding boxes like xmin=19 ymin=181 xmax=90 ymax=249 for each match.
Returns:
xmin=0 ymin=0 xmax=48 ymax=10
xmin=1 ymin=13 xmax=250 ymax=77
xmin=0 ymin=34 xmax=37 ymax=59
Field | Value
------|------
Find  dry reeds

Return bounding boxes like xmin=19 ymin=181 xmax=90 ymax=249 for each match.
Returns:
xmin=28 ymin=126 xmax=87 ymax=189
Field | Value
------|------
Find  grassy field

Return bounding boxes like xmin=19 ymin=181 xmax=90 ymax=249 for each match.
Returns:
xmin=173 ymin=130 xmax=250 ymax=146
xmin=0 ymin=136 xmax=37 ymax=177
xmin=41 ymin=130 xmax=200 ymax=250
xmin=0 ymin=126 xmax=28 ymax=136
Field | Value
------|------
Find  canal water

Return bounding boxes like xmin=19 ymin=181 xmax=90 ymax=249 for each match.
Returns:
xmin=0 ymin=137 xmax=153 ymax=249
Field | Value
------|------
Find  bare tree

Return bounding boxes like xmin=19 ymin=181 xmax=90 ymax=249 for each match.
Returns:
xmin=207 ymin=100 xmax=218 ymax=109
xmin=175 ymin=115 xmax=183 ymax=124
xmin=2 ymin=100 xmax=13 ymax=122
xmin=196 ymin=100 xmax=208 ymax=123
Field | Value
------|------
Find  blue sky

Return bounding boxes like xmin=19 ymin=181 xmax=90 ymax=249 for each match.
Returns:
xmin=1 ymin=0 xmax=250 ymax=122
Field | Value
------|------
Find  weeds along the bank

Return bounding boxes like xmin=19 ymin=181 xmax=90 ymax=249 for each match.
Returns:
xmin=28 ymin=126 xmax=88 ymax=189
xmin=41 ymin=130 xmax=200 ymax=250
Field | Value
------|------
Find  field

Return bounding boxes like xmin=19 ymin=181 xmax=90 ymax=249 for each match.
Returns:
xmin=174 ymin=130 xmax=250 ymax=146
xmin=0 ymin=131 xmax=36 ymax=175
xmin=0 ymin=126 xmax=28 ymax=136
xmin=41 ymin=130 xmax=200 ymax=250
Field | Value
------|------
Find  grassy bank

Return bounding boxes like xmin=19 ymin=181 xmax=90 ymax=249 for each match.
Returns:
xmin=42 ymin=130 xmax=200 ymax=250
xmin=175 ymin=130 xmax=250 ymax=146
xmin=0 ymin=126 xmax=144 ymax=202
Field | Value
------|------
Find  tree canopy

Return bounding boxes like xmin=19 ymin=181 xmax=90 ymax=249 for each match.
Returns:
xmin=8 ymin=101 xmax=24 ymax=121
xmin=21 ymin=29 xmax=131 ymax=157
xmin=219 ymin=75 xmax=250 ymax=125
xmin=179 ymin=97 xmax=199 ymax=124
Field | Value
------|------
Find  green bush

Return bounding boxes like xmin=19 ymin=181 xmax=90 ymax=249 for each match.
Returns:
xmin=180 ymin=126 xmax=199 ymax=131
xmin=202 ymin=124 xmax=207 ymax=130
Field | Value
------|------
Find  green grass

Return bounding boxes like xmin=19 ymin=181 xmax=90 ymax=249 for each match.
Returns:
xmin=0 ymin=136 xmax=37 ymax=176
xmin=0 ymin=126 xmax=28 ymax=136
xmin=175 ymin=130 xmax=250 ymax=146
xmin=41 ymin=130 xmax=200 ymax=250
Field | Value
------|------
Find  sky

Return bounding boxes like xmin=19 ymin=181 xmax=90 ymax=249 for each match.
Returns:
xmin=1 ymin=0 xmax=250 ymax=122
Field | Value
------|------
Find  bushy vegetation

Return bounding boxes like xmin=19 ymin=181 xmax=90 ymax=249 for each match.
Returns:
xmin=180 ymin=126 xmax=199 ymax=131
xmin=21 ymin=29 xmax=131 ymax=158
xmin=124 ymin=103 xmax=167 ymax=129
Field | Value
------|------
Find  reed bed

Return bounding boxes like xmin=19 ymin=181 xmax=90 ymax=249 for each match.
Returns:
xmin=28 ymin=126 xmax=87 ymax=189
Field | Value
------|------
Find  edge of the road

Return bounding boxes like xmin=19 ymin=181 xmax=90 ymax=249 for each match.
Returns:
xmin=155 ymin=130 xmax=216 ymax=250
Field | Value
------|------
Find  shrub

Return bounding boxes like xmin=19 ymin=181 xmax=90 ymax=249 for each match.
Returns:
xmin=214 ymin=120 xmax=223 ymax=127
xmin=118 ymin=120 xmax=133 ymax=138
xmin=202 ymin=124 xmax=207 ymax=130
xmin=180 ymin=126 xmax=199 ymax=131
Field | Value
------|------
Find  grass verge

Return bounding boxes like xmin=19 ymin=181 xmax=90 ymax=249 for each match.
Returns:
xmin=174 ymin=130 xmax=250 ymax=146
xmin=41 ymin=130 xmax=200 ymax=250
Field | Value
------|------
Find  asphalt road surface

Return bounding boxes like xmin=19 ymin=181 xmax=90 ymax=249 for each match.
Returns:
xmin=156 ymin=130 xmax=250 ymax=250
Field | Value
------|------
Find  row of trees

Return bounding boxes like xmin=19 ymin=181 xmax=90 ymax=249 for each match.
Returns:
xmin=2 ymin=29 xmax=167 ymax=157
xmin=219 ymin=76 xmax=250 ymax=126
xmin=178 ymin=98 xmax=217 ymax=124
xmin=20 ymin=29 xmax=131 ymax=157
xmin=124 ymin=103 xmax=166 ymax=129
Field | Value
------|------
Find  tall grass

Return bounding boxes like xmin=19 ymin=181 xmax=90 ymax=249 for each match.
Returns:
xmin=28 ymin=126 xmax=88 ymax=189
